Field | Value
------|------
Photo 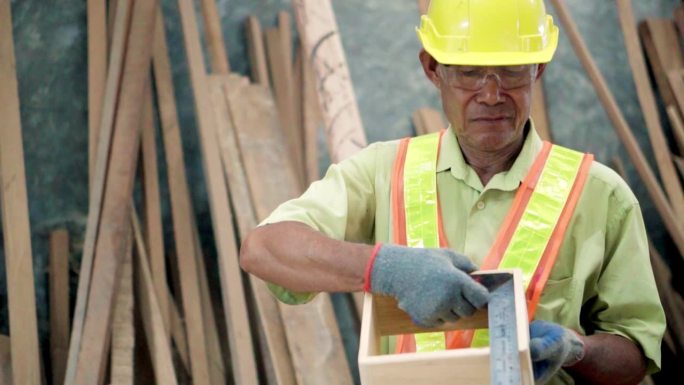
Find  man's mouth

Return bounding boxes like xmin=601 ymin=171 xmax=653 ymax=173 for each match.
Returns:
xmin=472 ymin=116 xmax=511 ymax=122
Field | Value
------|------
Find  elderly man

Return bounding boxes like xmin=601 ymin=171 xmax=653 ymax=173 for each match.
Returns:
xmin=240 ymin=1 xmax=665 ymax=384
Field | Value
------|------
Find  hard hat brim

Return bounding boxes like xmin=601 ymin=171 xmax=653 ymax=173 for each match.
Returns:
xmin=417 ymin=26 xmax=559 ymax=66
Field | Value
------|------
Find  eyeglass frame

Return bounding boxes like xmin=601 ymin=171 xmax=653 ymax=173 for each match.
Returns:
xmin=435 ymin=63 xmax=539 ymax=91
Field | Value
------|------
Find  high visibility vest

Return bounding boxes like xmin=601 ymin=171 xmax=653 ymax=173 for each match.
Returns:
xmin=390 ymin=130 xmax=594 ymax=353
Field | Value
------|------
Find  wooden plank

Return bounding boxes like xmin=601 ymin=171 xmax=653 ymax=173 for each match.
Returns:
xmin=50 ymin=229 xmax=70 ymax=385
xmin=226 ymin=77 xmax=353 ymax=385
xmin=294 ymin=47 xmax=305 ymax=178
xmin=191 ymin=215 xmax=227 ymax=385
xmin=167 ymin=289 xmax=190 ymax=374
xmin=131 ymin=209 xmax=178 ymax=385
xmin=199 ymin=0 xmax=230 ymax=74
xmin=152 ymin=8 xmax=210 ymax=382
xmin=150 ymin=9 xmax=193 ymax=377
xmin=110 ymin=235 xmax=134 ymax=385
xmin=141 ymin=85 xmax=170 ymax=335
xmin=0 ymin=336 xmax=12 ymax=385
xmin=0 ymin=2 xmax=41 ymax=384
xmin=71 ymin=1 xmax=157 ymax=383
xmin=531 ymin=80 xmax=551 ymax=141
xmin=89 ymin=0 xmax=108 ymax=188
xmin=666 ymin=105 xmax=684 ymax=154
xmin=668 ymin=70 xmax=684 ymax=149
xmin=617 ymin=0 xmax=684 ymax=218
xmin=417 ymin=0 xmax=430 ymax=15
xmin=154 ymin=5 xmax=212 ymax=384
xmin=412 ymin=108 xmax=444 ymax=135
xmin=293 ymin=0 xmax=367 ymax=318
xmin=212 ymin=73 xmax=297 ymax=385
xmin=639 ymin=19 xmax=683 ymax=108
xmin=265 ymin=27 xmax=304 ymax=186
xmin=293 ymin=0 xmax=368 ymax=163
xmin=360 ymin=271 xmax=533 ymax=385
xmin=549 ymin=0 xmax=684 ymax=256
xmin=301 ymin=46 xmax=322 ymax=183
xmin=177 ymin=1 xmax=259 ymax=384
xmin=674 ymin=155 xmax=684 ymax=179
xmin=245 ymin=16 xmax=270 ymax=87
xmin=65 ymin=1 xmax=133 ymax=382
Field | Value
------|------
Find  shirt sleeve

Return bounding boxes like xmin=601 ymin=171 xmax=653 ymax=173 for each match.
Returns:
xmin=582 ymin=190 xmax=666 ymax=374
xmin=259 ymin=143 xmax=381 ymax=304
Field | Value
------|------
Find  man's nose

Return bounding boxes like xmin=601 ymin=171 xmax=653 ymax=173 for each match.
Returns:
xmin=475 ymin=75 xmax=504 ymax=105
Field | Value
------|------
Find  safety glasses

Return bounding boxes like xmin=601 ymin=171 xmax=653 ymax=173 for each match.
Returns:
xmin=436 ymin=64 xmax=538 ymax=91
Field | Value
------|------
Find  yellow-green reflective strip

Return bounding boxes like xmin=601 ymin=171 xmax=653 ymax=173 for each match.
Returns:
xmin=472 ymin=145 xmax=584 ymax=348
xmin=415 ymin=331 xmax=446 ymax=352
xmin=404 ymin=132 xmax=443 ymax=351
xmin=403 ymin=132 xmax=441 ymax=249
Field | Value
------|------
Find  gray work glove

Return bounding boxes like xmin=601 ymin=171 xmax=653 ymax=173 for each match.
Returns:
xmin=529 ymin=320 xmax=586 ymax=385
xmin=368 ymin=244 xmax=490 ymax=328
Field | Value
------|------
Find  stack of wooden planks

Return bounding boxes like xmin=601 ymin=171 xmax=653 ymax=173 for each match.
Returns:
xmin=632 ymin=2 xmax=684 ymax=379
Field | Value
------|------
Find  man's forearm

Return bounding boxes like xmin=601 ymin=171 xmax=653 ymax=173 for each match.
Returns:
xmin=240 ymin=221 xmax=374 ymax=293
xmin=565 ymin=333 xmax=646 ymax=385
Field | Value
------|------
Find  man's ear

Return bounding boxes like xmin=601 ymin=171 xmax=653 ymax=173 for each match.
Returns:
xmin=419 ymin=49 xmax=441 ymax=88
xmin=535 ymin=63 xmax=547 ymax=80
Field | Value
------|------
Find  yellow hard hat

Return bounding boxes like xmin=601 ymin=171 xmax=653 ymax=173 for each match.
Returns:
xmin=417 ymin=0 xmax=559 ymax=66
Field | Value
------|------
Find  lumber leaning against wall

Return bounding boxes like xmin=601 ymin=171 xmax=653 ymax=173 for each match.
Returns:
xmin=0 ymin=1 xmax=42 ymax=384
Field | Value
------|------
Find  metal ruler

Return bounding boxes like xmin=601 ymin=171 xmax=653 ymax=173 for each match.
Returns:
xmin=478 ymin=273 xmax=522 ymax=385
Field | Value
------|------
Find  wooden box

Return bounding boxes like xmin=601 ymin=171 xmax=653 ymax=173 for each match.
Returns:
xmin=358 ymin=270 xmax=534 ymax=385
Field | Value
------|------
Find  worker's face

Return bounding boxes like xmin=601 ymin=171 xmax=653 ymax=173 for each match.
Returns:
xmin=419 ymin=50 xmax=546 ymax=152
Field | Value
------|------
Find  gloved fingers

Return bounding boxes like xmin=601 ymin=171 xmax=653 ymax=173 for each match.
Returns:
xmin=459 ymin=273 xmax=490 ymax=309
xmin=530 ymin=332 xmax=564 ymax=362
xmin=532 ymin=359 xmax=554 ymax=385
xmin=450 ymin=292 xmax=477 ymax=318
xmin=439 ymin=249 xmax=479 ymax=273
xmin=440 ymin=309 xmax=461 ymax=323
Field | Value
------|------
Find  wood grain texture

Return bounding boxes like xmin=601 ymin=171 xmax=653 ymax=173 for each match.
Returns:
xmin=65 ymin=1 xmax=133 ymax=382
xmin=199 ymin=0 xmax=230 ymax=73
xmin=88 ymin=0 xmax=108 ymax=188
xmin=227 ymin=78 xmax=352 ymax=385
xmin=71 ymin=1 xmax=157 ymax=383
xmin=549 ymin=0 xmax=684 ymax=256
xmin=212 ymin=74 xmax=297 ymax=385
xmin=131 ymin=209 xmax=178 ymax=385
xmin=110 ymin=237 xmax=134 ymax=385
xmin=50 ymin=229 xmax=70 ymax=385
xmin=0 ymin=2 xmax=41 ymax=383
xmin=617 ymin=0 xmax=684 ymax=218
xmin=245 ymin=16 xmax=270 ymax=87
xmin=177 ymin=1 xmax=259 ymax=383
xmin=141 ymin=85 xmax=170 ymax=336
xmin=292 ymin=0 xmax=368 ymax=163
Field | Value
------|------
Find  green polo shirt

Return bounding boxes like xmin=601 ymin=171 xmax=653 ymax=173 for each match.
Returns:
xmin=261 ymin=125 xmax=665 ymax=382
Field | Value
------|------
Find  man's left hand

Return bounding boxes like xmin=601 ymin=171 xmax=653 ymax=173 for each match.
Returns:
xmin=529 ymin=320 xmax=586 ymax=384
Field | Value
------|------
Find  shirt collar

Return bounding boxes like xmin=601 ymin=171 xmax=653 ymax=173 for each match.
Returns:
xmin=436 ymin=120 xmax=544 ymax=192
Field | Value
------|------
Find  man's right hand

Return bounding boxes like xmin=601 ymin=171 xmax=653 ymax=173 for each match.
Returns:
xmin=368 ymin=244 xmax=490 ymax=328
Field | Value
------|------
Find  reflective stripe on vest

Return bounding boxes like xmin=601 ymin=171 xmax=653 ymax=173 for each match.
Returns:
xmin=391 ymin=133 xmax=594 ymax=353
